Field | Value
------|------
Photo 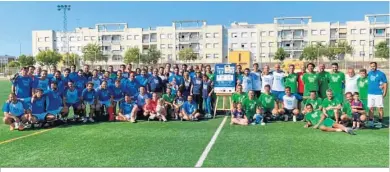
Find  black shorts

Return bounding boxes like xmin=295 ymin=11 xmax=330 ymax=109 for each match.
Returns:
xmin=283 ymin=108 xmax=294 ymax=116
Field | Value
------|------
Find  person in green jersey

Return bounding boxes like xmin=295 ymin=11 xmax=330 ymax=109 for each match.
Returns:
xmin=258 ymin=84 xmax=279 ymax=122
xmin=304 ymin=104 xmax=355 ymax=135
xmin=302 ymin=91 xmax=322 ymax=115
xmin=318 ymin=64 xmax=330 ymax=99
xmin=357 ymin=69 xmax=369 ymax=112
xmin=231 ymin=85 xmax=248 ymax=108
xmin=302 ymin=63 xmax=319 ymax=98
xmin=242 ymin=90 xmax=260 ymax=120
xmin=322 ymin=89 xmax=342 ymax=124
xmin=162 ymin=88 xmax=176 ymax=118
xmin=284 ymin=64 xmax=298 ymax=94
xmin=327 ymin=63 xmax=345 ymax=102
xmin=342 ymin=92 xmax=367 ymax=124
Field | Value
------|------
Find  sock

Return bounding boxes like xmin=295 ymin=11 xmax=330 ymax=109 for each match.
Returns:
xmin=108 ymin=107 xmax=114 ymax=121
xmin=293 ymin=116 xmax=297 ymax=122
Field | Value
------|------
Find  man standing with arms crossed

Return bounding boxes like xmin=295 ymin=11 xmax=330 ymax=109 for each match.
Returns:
xmin=345 ymin=68 xmax=360 ymax=94
xmin=367 ymin=62 xmax=387 ymax=127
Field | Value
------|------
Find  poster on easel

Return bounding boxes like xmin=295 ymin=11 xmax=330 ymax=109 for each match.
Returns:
xmin=214 ymin=63 xmax=236 ymax=94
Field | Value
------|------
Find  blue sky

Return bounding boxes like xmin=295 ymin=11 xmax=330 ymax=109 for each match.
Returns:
xmin=0 ymin=1 xmax=388 ymax=56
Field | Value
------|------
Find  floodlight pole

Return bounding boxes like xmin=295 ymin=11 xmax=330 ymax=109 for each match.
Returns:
xmin=57 ymin=5 xmax=71 ymax=67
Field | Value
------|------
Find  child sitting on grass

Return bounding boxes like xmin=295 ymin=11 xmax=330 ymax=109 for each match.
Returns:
xmin=143 ymin=98 xmax=157 ymax=121
xmin=351 ymin=92 xmax=364 ymax=130
xmin=252 ymin=108 xmax=265 ymax=125
xmin=156 ymin=98 xmax=167 ymax=122
xmin=230 ymin=103 xmax=248 ymax=126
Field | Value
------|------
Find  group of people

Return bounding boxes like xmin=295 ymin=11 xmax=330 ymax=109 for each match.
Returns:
xmin=2 ymin=61 xmax=387 ymax=135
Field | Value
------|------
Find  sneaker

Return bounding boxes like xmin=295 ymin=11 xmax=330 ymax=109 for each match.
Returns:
xmin=192 ymin=117 xmax=198 ymax=121
xmin=9 ymin=123 xmax=15 ymax=131
xmin=293 ymin=116 xmax=297 ymax=122
xmin=261 ymin=122 xmax=266 ymax=126
xmin=284 ymin=115 xmax=289 ymax=122
xmin=352 ymin=126 xmax=356 ymax=130
xmin=82 ymin=117 xmax=88 ymax=123
xmin=346 ymin=128 xmax=356 ymax=135
xmin=88 ymin=118 xmax=95 ymax=123
xmin=251 ymin=122 xmax=256 ymax=125
xmin=73 ymin=115 xmax=79 ymax=120
xmin=24 ymin=123 xmax=31 ymax=129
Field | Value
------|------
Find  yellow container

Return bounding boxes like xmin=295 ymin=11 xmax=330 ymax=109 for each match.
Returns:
xmin=228 ymin=51 xmax=250 ymax=69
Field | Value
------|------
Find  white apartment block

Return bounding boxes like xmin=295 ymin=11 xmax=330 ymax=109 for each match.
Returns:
xmin=228 ymin=14 xmax=389 ymax=63
xmin=32 ymin=20 xmax=226 ymax=66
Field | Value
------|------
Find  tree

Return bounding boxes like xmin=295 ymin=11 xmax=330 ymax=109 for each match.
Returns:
xmin=35 ymin=50 xmax=62 ymax=67
xmin=140 ymin=47 xmax=161 ymax=64
xmin=375 ymin=41 xmax=389 ymax=59
xmin=178 ymin=48 xmax=197 ymax=62
xmin=300 ymin=45 xmax=320 ymax=62
xmin=7 ymin=61 xmax=20 ymax=67
xmin=62 ymin=53 xmax=80 ymax=67
xmin=17 ymin=55 xmax=35 ymax=66
xmin=274 ymin=48 xmax=288 ymax=61
xmin=124 ymin=47 xmax=140 ymax=64
xmin=82 ymin=43 xmax=106 ymax=64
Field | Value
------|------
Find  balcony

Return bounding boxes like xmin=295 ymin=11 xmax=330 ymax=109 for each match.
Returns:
xmin=339 ymin=34 xmax=347 ymax=38
xmin=142 ymin=39 xmax=149 ymax=43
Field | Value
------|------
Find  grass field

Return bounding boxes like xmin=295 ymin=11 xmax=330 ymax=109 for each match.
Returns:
xmin=0 ymin=81 xmax=388 ymax=167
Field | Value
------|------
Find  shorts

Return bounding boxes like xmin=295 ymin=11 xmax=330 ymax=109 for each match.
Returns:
xmin=283 ymin=108 xmax=294 ymax=116
xmin=66 ymin=102 xmax=82 ymax=110
xmin=33 ymin=113 xmax=48 ymax=121
xmin=98 ymin=100 xmax=111 ymax=107
xmin=262 ymin=108 xmax=273 ymax=115
xmin=367 ymin=94 xmax=384 ymax=108
xmin=271 ymin=90 xmax=284 ymax=101
xmin=321 ymin=118 xmax=335 ymax=128
xmin=124 ymin=114 xmax=131 ymax=120
xmin=47 ymin=107 xmax=63 ymax=116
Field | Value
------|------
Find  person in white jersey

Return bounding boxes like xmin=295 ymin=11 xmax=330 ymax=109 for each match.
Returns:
xmin=251 ymin=63 xmax=262 ymax=98
xmin=271 ymin=64 xmax=285 ymax=101
xmin=278 ymin=87 xmax=300 ymax=122
xmin=261 ymin=65 xmax=273 ymax=93
xmin=241 ymin=68 xmax=253 ymax=93
xmin=345 ymin=68 xmax=360 ymax=94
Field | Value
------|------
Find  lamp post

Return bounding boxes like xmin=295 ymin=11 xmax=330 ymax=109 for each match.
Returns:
xmin=57 ymin=5 xmax=71 ymax=67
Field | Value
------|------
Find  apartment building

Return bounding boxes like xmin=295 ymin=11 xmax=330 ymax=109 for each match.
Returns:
xmin=32 ymin=20 xmax=226 ymax=66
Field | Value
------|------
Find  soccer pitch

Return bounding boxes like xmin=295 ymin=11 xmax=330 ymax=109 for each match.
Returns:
xmin=0 ymin=81 xmax=388 ymax=167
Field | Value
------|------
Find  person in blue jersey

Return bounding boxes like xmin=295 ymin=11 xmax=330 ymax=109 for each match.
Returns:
xmin=169 ymin=77 xmax=179 ymax=96
xmin=83 ymin=64 xmax=93 ymax=79
xmin=47 ymin=65 xmax=57 ymax=80
xmin=242 ymin=68 xmax=253 ymax=93
xmin=89 ymin=69 xmax=102 ymax=90
xmin=96 ymin=81 xmax=115 ymax=121
xmin=30 ymin=89 xmax=56 ymax=127
xmin=74 ymin=69 xmax=88 ymax=94
xmin=101 ymin=71 xmax=114 ymax=86
xmin=181 ymin=72 xmax=192 ymax=99
xmin=169 ymin=67 xmax=184 ymax=86
xmin=135 ymin=68 xmax=141 ymax=76
xmin=180 ymin=95 xmax=201 ymax=121
xmin=34 ymin=67 xmax=42 ymax=78
xmin=147 ymin=68 xmax=163 ymax=97
xmin=367 ymin=62 xmax=388 ymax=127
xmin=62 ymin=68 xmax=71 ymax=90
xmin=173 ymin=90 xmax=186 ymax=120
xmin=190 ymin=71 xmax=203 ymax=113
xmin=27 ymin=66 xmax=36 ymax=80
xmin=136 ymin=69 xmax=149 ymax=87
xmin=51 ymin=71 xmax=66 ymax=96
xmin=126 ymin=64 xmax=133 ymax=74
xmin=110 ymin=80 xmax=125 ymax=115
xmin=126 ymin=72 xmax=141 ymax=98
xmin=115 ymin=70 xmax=128 ymax=89
xmin=96 ymin=65 xmax=104 ymax=77
xmin=69 ymin=65 xmax=78 ymax=82
xmin=11 ymin=67 xmax=34 ymax=106
xmin=108 ymin=65 xmax=117 ymax=80
xmin=189 ymin=65 xmax=196 ymax=79
xmin=46 ymin=82 xmax=67 ymax=122
xmin=120 ymin=65 xmax=129 ymax=78
xmin=251 ymin=63 xmax=262 ymax=98
xmin=116 ymin=95 xmax=138 ymax=122
xmin=202 ymin=74 xmax=214 ymax=119
xmin=3 ymin=93 xmax=31 ymax=131
xmin=33 ymin=70 xmax=51 ymax=94
xmin=135 ymin=86 xmax=150 ymax=116
xmin=81 ymin=82 xmax=97 ymax=123
xmin=63 ymin=81 xmax=83 ymax=121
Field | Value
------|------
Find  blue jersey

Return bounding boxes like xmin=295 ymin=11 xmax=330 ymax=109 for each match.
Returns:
xmin=47 ymin=73 xmax=54 ymax=80
xmin=101 ymin=77 xmax=114 ymax=87
xmin=89 ymin=77 xmax=102 ymax=90
xmin=202 ymin=80 xmax=212 ymax=98
xmin=73 ymin=75 xmax=88 ymax=92
xmin=136 ymin=75 xmax=149 ymax=87
xmin=169 ymin=74 xmax=184 ymax=86
xmin=368 ymin=70 xmax=388 ymax=95
xmin=189 ymin=72 xmax=196 ymax=79
xmin=51 ymin=77 xmax=66 ymax=95
xmin=82 ymin=88 xmax=96 ymax=102
xmin=13 ymin=76 xmax=34 ymax=98
xmin=2 ymin=100 xmax=28 ymax=116
xmin=123 ymin=72 xmax=129 ymax=78
xmin=69 ymin=72 xmax=78 ymax=82
xmin=148 ymin=75 xmax=163 ymax=92
xmin=135 ymin=93 xmax=150 ymax=107
xmin=174 ymin=96 xmax=185 ymax=106
xmin=96 ymin=88 xmax=112 ymax=102
xmin=242 ymin=75 xmax=253 ymax=92
xmin=126 ymin=80 xmax=140 ymax=97
xmin=110 ymin=86 xmax=124 ymax=100
xmin=117 ymin=77 xmax=129 ymax=89
xmin=65 ymin=88 xmax=81 ymax=104
xmin=31 ymin=96 xmax=46 ymax=114
xmin=182 ymin=101 xmax=198 ymax=114
xmin=45 ymin=89 xmax=63 ymax=111
xmin=33 ymin=78 xmax=51 ymax=93
xmin=191 ymin=78 xmax=202 ymax=95
xmin=233 ymin=110 xmax=245 ymax=119
xmin=120 ymin=101 xmax=135 ymax=114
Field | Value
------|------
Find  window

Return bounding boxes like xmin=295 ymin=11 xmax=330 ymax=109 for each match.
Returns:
xmin=241 ymin=43 xmax=247 ymax=48
xmin=261 ymin=42 xmax=266 ymax=47
xmin=321 ymin=41 xmax=327 ymax=45
xmin=351 ymin=29 xmax=357 ymax=34
xmin=168 ymin=54 xmax=172 ymax=60
xmin=206 ymin=43 xmax=212 ymax=48
xmin=45 ymin=37 xmax=50 ymax=42
xmin=134 ymin=35 xmax=140 ymax=40
xmin=311 ymin=41 xmax=317 ymax=45
xmin=70 ymin=46 xmax=76 ymax=51
xmin=91 ymin=36 xmax=97 ymax=41
xmin=269 ymin=31 xmax=274 ymax=36
xmin=112 ymin=55 xmax=123 ymax=61
xmin=214 ymin=54 xmax=219 ymax=59
xmin=168 ymin=44 xmax=173 ymax=49
xmin=251 ymin=43 xmax=256 ymax=48
xmin=369 ymin=41 xmax=374 ymax=46
xmin=38 ymin=37 xmax=44 ymax=42
xmin=269 ymin=42 xmax=274 ymax=47
xmin=320 ymin=30 xmax=327 ymax=35
xmin=251 ymin=32 xmax=256 ymax=37
xmin=127 ymin=35 xmax=132 ymax=40
xmin=77 ymin=36 xmax=82 ymax=41
xmin=84 ymin=36 xmax=90 ymax=41
xmin=61 ymin=37 xmax=66 ymax=41
xmin=241 ymin=32 xmax=248 ymax=38
xmin=231 ymin=33 xmax=238 ymax=38
xmin=360 ymin=51 xmax=365 ymax=57
xmin=214 ymin=33 xmax=219 ymax=38
xmin=360 ymin=40 xmax=366 ymax=45
xmin=160 ymin=44 xmax=166 ymax=49
xmin=232 ymin=43 xmax=238 ymax=48
xmin=252 ymin=53 xmax=257 ymax=59
xmin=261 ymin=53 xmax=266 ymax=58
xmin=213 ymin=43 xmax=219 ymax=48
xmin=260 ymin=31 xmax=266 ymax=37
xmin=206 ymin=33 xmax=212 ymax=38
xmin=360 ymin=29 xmax=366 ymax=34
xmin=311 ymin=30 xmax=318 ymax=35
xmin=351 ymin=40 xmax=357 ymax=45
xmin=206 ymin=54 xmax=212 ymax=59
xmin=160 ymin=34 xmax=166 ymax=39
xmin=70 ymin=36 xmax=76 ymax=41
xmin=167 ymin=34 xmax=172 ymax=38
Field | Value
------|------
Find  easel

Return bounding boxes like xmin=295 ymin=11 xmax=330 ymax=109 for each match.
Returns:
xmin=213 ymin=93 xmax=233 ymax=119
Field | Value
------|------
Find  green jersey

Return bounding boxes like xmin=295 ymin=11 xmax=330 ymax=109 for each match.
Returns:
xmin=357 ymin=77 xmax=368 ymax=100
xmin=206 ymin=73 xmax=215 ymax=81
xmin=302 ymin=72 xmax=319 ymax=96
xmin=327 ymin=72 xmax=345 ymax=95
xmin=242 ymin=98 xmax=260 ymax=118
xmin=304 ymin=97 xmax=323 ymax=110
xmin=232 ymin=92 xmax=248 ymax=104
xmin=259 ymin=93 xmax=276 ymax=109
xmin=318 ymin=71 xmax=330 ymax=99
xmin=321 ymin=98 xmax=341 ymax=118
xmin=284 ymin=73 xmax=298 ymax=93
xmin=342 ymin=100 xmax=352 ymax=117
xmin=162 ymin=94 xmax=175 ymax=103
xmin=305 ymin=110 xmax=323 ymax=126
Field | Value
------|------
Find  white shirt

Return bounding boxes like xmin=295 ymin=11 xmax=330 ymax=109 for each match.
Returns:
xmin=282 ymin=95 xmax=298 ymax=110
xmin=251 ymin=71 xmax=262 ymax=91
xmin=261 ymin=74 xmax=274 ymax=92
xmin=345 ymin=74 xmax=360 ymax=94
xmin=272 ymin=71 xmax=285 ymax=91
xmin=242 ymin=75 xmax=253 ymax=92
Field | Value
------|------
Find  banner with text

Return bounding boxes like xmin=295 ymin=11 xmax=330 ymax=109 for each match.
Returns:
xmin=214 ymin=63 xmax=236 ymax=94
